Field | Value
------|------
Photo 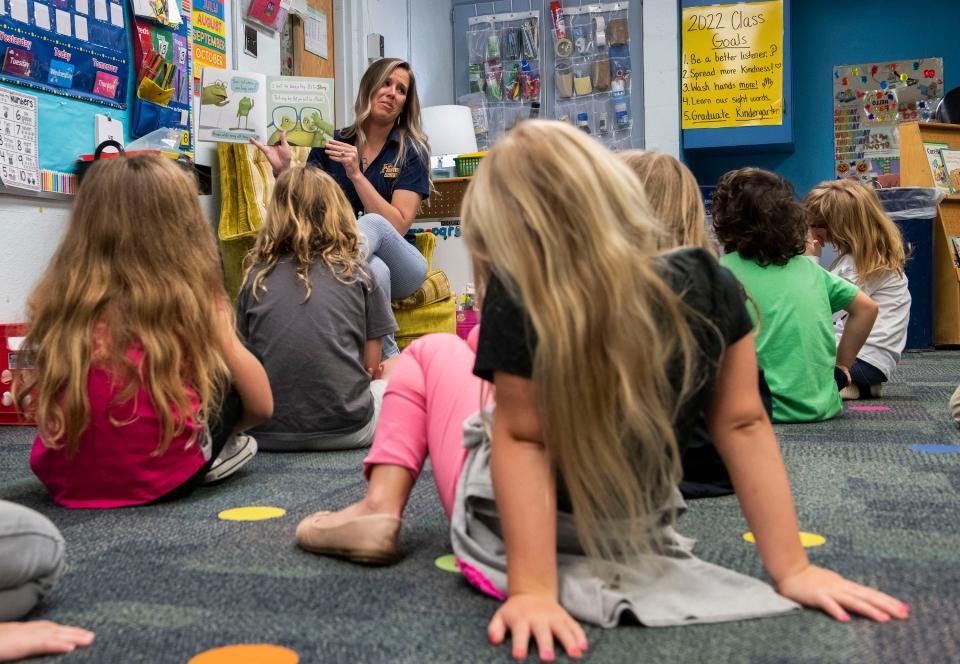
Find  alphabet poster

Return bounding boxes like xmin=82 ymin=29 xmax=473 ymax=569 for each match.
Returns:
xmin=0 ymin=0 xmax=129 ymax=108
xmin=680 ymin=0 xmax=783 ymax=129
xmin=833 ymin=57 xmax=944 ymax=183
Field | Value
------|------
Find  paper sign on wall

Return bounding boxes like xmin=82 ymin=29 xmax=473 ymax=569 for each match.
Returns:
xmin=193 ymin=0 xmax=226 ymax=89
xmin=304 ymin=6 xmax=328 ymax=60
xmin=680 ymin=1 xmax=784 ymax=129
xmin=0 ymin=86 xmax=39 ymax=191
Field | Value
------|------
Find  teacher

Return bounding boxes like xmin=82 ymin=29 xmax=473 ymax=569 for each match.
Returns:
xmin=253 ymin=58 xmax=431 ymax=357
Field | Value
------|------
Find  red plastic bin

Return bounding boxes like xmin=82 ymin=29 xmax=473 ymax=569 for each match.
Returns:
xmin=0 ymin=323 xmax=32 ymax=425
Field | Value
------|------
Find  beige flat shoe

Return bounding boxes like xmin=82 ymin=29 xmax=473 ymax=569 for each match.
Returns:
xmin=296 ymin=511 xmax=401 ymax=565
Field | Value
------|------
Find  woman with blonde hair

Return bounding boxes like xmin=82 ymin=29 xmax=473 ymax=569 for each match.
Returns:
xmin=295 ymin=121 xmax=907 ymax=661
xmin=18 ymin=155 xmax=273 ymax=507
xmin=619 ymin=149 xmax=717 ymax=254
xmin=804 ymin=179 xmax=910 ymax=399
xmin=236 ymin=166 xmax=397 ymax=451
xmin=254 ymin=58 xmax=430 ymax=357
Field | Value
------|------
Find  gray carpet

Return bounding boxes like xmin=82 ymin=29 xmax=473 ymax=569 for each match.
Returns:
xmin=2 ymin=350 xmax=959 ymax=663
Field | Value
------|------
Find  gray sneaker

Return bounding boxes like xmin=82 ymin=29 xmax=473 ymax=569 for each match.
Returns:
xmin=204 ymin=434 xmax=257 ymax=484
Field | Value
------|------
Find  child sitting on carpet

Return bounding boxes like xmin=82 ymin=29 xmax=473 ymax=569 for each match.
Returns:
xmin=294 ymin=122 xmax=908 ymax=661
xmin=803 ymin=179 xmax=910 ymax=400
xmin=236 ymin=166 xmax=397 ymax=451
xmin=713 ymin=168 xmax=879 ymax=423
xmin=618 ymin=150 xmax=717 ymax=255
xmin=0 ymin=500 xmax=94 ymax=661
xmin=619 ymin=150 xmax=754 ymax=499
xmin=17 ymin=155 xmax=272 ymax=508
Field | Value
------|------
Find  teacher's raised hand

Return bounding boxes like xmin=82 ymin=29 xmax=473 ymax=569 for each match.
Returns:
xmin=251 ymin=131 xmax=293 ymax=177
xmin=325 ymin=139 xmax=361 ymax=180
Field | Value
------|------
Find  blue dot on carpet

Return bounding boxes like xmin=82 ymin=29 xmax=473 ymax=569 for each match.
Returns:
xmin=909 ymin=444 xmax=960 ymax=454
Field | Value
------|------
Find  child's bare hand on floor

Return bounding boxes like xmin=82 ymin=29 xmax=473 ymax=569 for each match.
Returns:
xmin=775 ymin=564 xmax=909 ymax=622
xmin=0 ymin=621 xmax=95 ymax=661
xmin=488 ymin=593 xmax=588 ymax=661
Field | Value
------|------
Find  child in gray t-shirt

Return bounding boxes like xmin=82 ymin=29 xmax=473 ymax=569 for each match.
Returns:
xmin=236 ymin=166 xmax=398 ymax=451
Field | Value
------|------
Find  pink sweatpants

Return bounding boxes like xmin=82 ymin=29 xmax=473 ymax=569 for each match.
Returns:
xmin=363 ymin=333 xmax=486 ymax=517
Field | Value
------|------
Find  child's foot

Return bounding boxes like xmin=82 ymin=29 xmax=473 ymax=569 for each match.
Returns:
xmin=868 ymin=384 xmax=883 ymax=398
xmin=840 ymin=384 xmax=860 ymax=400
xmin=296 ymin=507 xmax=401 ymax=565
xmin=204 ymin=433 xmax=257 ymax=484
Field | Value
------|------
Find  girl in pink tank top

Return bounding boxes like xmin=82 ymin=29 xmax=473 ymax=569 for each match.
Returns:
xmin=15 ymin=155 xmax=273 ymax=508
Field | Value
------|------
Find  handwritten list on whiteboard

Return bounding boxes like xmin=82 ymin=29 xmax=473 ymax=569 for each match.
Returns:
xmin=0 ymin=87 xmax=40 ymax=192
xmin=680 ymin=1 xmax=784 ymax=129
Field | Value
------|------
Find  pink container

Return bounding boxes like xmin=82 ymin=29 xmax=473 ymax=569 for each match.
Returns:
xmin=456 ymin=310 xmax=479 ymax=340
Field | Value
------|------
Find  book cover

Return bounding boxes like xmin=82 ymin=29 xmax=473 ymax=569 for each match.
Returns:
xmin=940 ymin=148 xmax=960 ymax=194
xmin=923 ymin=141 xmax=952 ymax=194
xmin=198 ymin=68 xmax=334 ymax=146
xmin=949 ymin=236 xmax=960 ymax=269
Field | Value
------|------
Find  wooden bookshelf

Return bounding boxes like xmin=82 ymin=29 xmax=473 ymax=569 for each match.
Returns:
xmin=900 ymin=121 xmax=960 ymax=344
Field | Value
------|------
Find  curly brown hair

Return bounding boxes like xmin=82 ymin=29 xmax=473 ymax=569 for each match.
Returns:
xmin=711 ymin=167 xmax=806 ymax=266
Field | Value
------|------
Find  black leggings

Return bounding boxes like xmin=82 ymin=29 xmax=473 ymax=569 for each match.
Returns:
xmin=153 ymin=386 xmax=245 ymax=502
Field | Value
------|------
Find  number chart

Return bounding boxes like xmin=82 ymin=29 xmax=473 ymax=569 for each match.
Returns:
xmin=0 ymin=85 xmax=39 ymax=191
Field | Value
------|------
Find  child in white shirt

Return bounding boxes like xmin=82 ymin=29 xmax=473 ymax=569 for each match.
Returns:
xmin=805 ymin=179 xmax=910 ymax=399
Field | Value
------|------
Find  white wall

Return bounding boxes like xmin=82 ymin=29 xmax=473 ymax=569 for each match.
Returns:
xmin=642 ymin=1 xmax=680 ymax=156
xmin=0 ymin=197 xmax=72 ymax=320
xmin=334 ymin=0 xmax=455 ymax=124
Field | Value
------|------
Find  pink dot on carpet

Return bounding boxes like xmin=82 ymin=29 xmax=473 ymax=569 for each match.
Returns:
xmin=847 ymin=405 xmax=890 ymax=412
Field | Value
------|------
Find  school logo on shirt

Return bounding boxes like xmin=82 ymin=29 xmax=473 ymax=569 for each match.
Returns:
xmin=380 ymin=163 xmax=401 ymax=179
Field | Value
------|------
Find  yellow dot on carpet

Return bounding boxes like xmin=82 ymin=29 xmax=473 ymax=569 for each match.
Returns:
xmin=434 ymin=554 xmax=460 ymax=574
xmin=189 ymin=644 xmax=298 ymax=664
xmin=218 ymin=506 xmax=286 ymax=521
xmin=743 ymin=531 xmax=826 ymax=548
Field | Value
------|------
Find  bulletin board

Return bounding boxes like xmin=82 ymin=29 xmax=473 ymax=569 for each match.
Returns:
xmin=832 ymin=56 xmax=944 ymax=184
xmin=0 ymin=0 xmax=129 ymax=107
xmin=0 ymin=0 xmax=196 ymax=198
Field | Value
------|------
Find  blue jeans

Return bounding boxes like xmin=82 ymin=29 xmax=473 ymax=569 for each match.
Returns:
xmin=834 ymin=358 xmax=886 ymax=390
xmin=358 ymin=214 xmax=428 ymax=358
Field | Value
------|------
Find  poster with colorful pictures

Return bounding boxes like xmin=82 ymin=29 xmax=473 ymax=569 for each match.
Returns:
xmin=0 ymin=0 xmax=129 ymax=108
xmin=129 ymin=0 xmax=193 ymax=151
xmin=833 ymin=57 xmax=944 ymax=185
xmin=192 ymin=0 xmax=224 ymax=92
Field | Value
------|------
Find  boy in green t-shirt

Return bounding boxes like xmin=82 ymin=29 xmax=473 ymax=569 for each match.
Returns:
xmin=712 ymin=168 xmax=878 ymax=423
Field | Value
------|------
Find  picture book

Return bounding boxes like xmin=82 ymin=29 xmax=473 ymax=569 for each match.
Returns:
xmin=949 ymin=236 xmax=960 ymax=270
xmin=923 ymin=141 xmax=952 ymax=194
xmin=198 ymin=68 xmax=334 ymax=146
xmin=939 ymin=148 xmax=960 ymax=195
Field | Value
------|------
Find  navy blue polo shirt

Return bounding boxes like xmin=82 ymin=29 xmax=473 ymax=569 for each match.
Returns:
xmin=307 ymin=128 xmax=430 ymax=217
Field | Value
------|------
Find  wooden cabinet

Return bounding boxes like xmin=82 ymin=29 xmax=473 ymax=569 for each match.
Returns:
xmin=900 ymin=121 xmax=960 ymax=345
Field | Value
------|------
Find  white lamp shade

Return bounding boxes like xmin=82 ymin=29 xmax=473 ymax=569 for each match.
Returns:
xmin=421 ymin=105 xmax=478 ymax=157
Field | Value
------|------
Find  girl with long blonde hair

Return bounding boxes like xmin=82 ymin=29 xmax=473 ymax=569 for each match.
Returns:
xmin=236 ymin=166 xmax=397 ymax=451
xmin=619 ymin=149 xmax=717 ymax=254
xmin=804 ymin=179 xmax=910 ymax=399
xmin=254 ymin=58 xmax=431 ymax=357
xmin=18 ymin=155 xmax=272 ymax=508
xmin=295 ymin=122 xmax=907 ymax=660
xmin=620 ymin=150 xmax=763 ymax=500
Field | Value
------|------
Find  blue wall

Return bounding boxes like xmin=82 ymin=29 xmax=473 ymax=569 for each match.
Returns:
xmin=684 ymin=1 xmax=960 ymax=197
